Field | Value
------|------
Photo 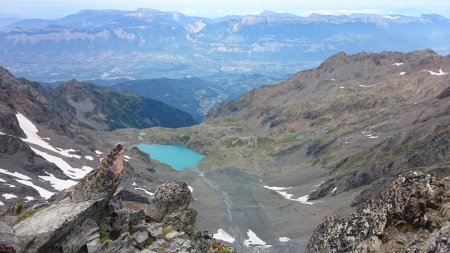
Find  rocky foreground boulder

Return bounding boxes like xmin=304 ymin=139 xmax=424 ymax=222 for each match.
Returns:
xmin=306 ymin=172 xmax=450 ymax=253
xmin=2 ymin=144 xmax=233 ymax=253
xmin=0 ymin=221 xmax=20 ymax=252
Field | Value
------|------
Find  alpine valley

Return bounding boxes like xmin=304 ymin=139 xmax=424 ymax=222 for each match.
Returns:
xmin=0 ymin=8 xmax=449 ymax=253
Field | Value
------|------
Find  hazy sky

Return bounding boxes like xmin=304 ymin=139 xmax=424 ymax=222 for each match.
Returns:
xmin=1 ymin=0 xmax=450 ymax=19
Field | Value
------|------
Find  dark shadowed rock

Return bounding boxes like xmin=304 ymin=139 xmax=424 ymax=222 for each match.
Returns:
xmin=114 ymin=189 xmax=150 ymax=204
xmin=437 ymin=86 xmax=450 ymax=99
xmin=306 ymin=172 xmax=450 ymax=253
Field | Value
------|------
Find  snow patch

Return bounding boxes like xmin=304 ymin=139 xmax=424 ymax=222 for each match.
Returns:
xmin=0 ymin=168 xmax=31 ymax=180
xmin=366 ymin=134 xmax=379 ymax=139
xmin=0 ymin=131 xmax=5 ymax=135
xmin=392 ymin=63 xmax=404 ymax=66
xmin=279 ymin=237 xmax=291 ymax=242
xmin=0 ymin=201 xmax=3 ymax=206
xmin=294 ymin=195 xmax=314 ymax=205
xmin=15 ymin=179 xmax=54 ymax=199
xmin=2 ymin=193 xmax=18 ymax=199
xmin=25 ymin=196 xmax=35 ymax=202
xmin=331 ymin=187 xmax=338 ymax=194
xmin=135 ymin=187 xmax=154 ymax=196
xmin=132 ymin=182 xmax=137 ymax=186
xmin=264 ymin=185 xmax=293 ymax=199
xmin=264 ymin=186 xmax=291 ymax=191
xmin=188 ymin=186 xmax=193 ymax=193
xmin=84 ymin=155 xmax=94 ymax=161
xmin=244 ymin=230 xmax=271 ymax=248
xmin=213 ymin=229 xmax=236 ymax=243
xmin=31 ymin=147 xmax=92 ymax=179
xmin=95 ymin=150 xmax=103 ymax=155
xmin=313 ymin=181 xmax=324 ymax=188
xmin=38 ymin=171 xmax=77 ymax=191
xmin=0 ymin=178 xmax=5 ymax=183
xmin=16 ymin=112 xmax=81 ymax=158
xmin=424 ymin=69 xmax=447 ymax=76
xmin=340 ymin=86 xmax=345 ymax=89
xmin=400 ymin=72 xmax=407 ymax=76
xmin=264 ymin=185 xmax=315 ymax=205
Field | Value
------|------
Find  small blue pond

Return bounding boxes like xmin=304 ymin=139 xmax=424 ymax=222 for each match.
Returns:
xmin=137 ymin=144 xmax=204 ymax=171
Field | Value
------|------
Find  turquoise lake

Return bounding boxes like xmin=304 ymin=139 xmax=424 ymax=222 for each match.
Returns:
xmin=137 ymin=144 xmax=204 ymax=171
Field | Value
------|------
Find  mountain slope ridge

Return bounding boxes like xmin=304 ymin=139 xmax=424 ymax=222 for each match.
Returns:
xmin=53 ymin=79 xmax=197 ymax=130
xmin=206 ymin=49 xmax=450 ymax=205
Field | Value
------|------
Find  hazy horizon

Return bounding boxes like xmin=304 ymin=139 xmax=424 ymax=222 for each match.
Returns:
xmin=1 ymin=0 xmax=450 ymax=19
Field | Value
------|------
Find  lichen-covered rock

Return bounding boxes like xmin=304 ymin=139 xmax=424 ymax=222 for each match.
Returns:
xmin=71 ymin=144 xmax=125 ymax=202
xmin=145 ymin=182 xmax=191 ymax=222
xmin=306 ymin=172 xmax=450 ymax=253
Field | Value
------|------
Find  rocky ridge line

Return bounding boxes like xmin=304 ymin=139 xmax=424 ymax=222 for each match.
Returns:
xmin=306 ymin=172 xmax=450 ymax=253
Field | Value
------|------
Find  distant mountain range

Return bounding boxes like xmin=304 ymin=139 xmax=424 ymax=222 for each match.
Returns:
xmin=1 ymin=9 xmax=450 ymax=81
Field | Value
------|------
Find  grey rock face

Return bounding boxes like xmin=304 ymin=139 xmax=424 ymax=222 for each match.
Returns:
xmin=13 ymin=197 xmax=97 ymax=252
xmin=132 ymin=231 xmax=149 ymax=248
xmin=306 ymin=172 xmax=450 ymax=253
xmin=49 ymin=217 xmax=100 ymax=253
xmin=0 ymin=221 xmax=20 ymax=253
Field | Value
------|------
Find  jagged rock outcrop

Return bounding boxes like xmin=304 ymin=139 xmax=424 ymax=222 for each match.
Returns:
xmin=145 ymin=181 xmax=192 ymax=222
xmin=96 ymin=181 xmax=231 ymax=253
xmin=306 ymin=172 xmax=450 ymax=253
xmin=13 ymin=144 xmax=125 ymax=253
xmin=71 ymin=144 xmax=125 ymax=202
xmin=10 ymin=144 xmax=234 ymax=253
